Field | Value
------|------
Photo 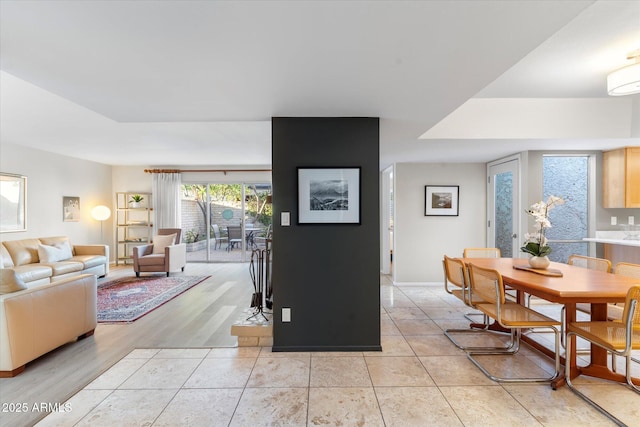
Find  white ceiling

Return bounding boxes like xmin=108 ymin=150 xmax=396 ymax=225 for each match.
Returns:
xmin=1 ymin=0 xmax=639 ymax=169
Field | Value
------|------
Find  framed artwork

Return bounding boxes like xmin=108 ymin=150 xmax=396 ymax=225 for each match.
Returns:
xmin=425 ymin=185 xmax=459 ymax=216
xmin=63 ymin=196 xmax=81 ymax=222
xmin=0 ymin=173 xmax=27 ymax=233
xmin=298 ymin=167 xmax=360 ymax=224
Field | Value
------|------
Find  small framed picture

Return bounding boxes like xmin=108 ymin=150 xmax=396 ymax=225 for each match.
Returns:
xmin=63 ymin=196 xmax=80 ymax=222
xmin=425 ymin=185 xmax=459 ymax=216
xmin=298 ymin=167 xmax=360 ymax=224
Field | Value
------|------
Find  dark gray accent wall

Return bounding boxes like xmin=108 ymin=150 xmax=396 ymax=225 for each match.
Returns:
xmin=271 ymin=117 xmax=381 ymax=352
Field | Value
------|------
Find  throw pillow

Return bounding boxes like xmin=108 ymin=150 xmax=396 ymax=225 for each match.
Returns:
xmin=0 ymin=269 xmax=27 ymax=294
xmin=152 ymin=234 xmax=177 ymax=254
xmin=38 ymin=240 xmax=73 ymax=263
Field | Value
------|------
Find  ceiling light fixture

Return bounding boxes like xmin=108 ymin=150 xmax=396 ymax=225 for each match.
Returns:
xmin=607 ymin=49 xmax=640 ymax=96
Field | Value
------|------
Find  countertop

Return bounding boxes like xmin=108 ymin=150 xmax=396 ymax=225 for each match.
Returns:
xmin=583 ymin=238 xmax=640 ymax=247
xmin=583 ymin=231 xmax=640 ymax=247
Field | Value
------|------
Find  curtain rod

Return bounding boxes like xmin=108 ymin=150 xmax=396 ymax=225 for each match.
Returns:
xmin=144 ymin=168 xmax=271 ymax=175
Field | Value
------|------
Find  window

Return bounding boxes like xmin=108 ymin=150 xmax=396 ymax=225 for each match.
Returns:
xmin=543 ymin=156 xmax=590 ymax=263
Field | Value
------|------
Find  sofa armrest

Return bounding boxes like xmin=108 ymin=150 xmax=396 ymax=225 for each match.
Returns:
xmin=0 ymin=274 xmax=97 ymax=373
xmin=133 ymin=244 xmax=153 ymax=258
xmin=73 ymin=244 xmax=108 ymax=257
xmin=165 ymin=243 xmax=187 ymax=270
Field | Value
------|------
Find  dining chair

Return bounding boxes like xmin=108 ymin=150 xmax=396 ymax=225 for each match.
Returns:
xmin=463 ymin=247 xmax=501 ymax=258
xmin=465 ymin=262 xmax=561 ymax=383
xmin=442 ymin=256 xmax=490 ymax=349
xmin=611 ymin=262 xmax=640 ymax=371
xmin=211 ymin=224 xmax=228 ymax=250
xmin=565 ymin=285 xmax=640 ymax=425
xmin=560 ymin=255 xmax=613 ymax=350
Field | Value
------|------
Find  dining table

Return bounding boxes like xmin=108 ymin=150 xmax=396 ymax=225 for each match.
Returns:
xmin=463 ymin=257 xmax=640 ymax=389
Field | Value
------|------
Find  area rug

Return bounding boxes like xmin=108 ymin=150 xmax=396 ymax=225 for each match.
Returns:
xmin=97 ymin=275 xmax=209 ymax=323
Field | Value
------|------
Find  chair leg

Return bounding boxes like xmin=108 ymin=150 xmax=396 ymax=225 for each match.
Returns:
xmin=446 ymin=321 xmax=519 ymax=352
xmin=166 ymin=272 xmax=170 ymax=277
xmin=135 ymin=272 xmax=140 ymax=277
xmin=467 ymin=327 xmax=561 ymax=383
xmin=565 ymin=332 xmax=630 ymax=427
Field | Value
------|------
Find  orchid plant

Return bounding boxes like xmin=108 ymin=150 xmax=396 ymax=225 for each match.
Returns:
xmin=521 ymin=195 xmax=565 ymax=258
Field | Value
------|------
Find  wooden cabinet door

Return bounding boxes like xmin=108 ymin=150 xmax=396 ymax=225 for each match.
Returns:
xmin=626 ymin=147 xmax=640 ymax=208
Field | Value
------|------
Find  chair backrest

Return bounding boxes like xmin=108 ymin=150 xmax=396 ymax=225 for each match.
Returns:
xmin=443 ymin=255 xmax=467 ymax=289
xmin=227 ymin=226 xmax=242 ymax=240
xmin=158 ymin=228 xmax=182 ymax=244
xmin=468 ymin=262 xmax=505 ymax=304
xmin=212 ymin=224 xmax=222 ymax=239
xmin=567 ymin=254 xmax=611 ymax=272
xmin=463 ymin=248 xmax=501 ymax=258
xmin=615 ymin=262 xmax=640 ymax=279
xmin=621 ymin=285 xmax=640 ymax=328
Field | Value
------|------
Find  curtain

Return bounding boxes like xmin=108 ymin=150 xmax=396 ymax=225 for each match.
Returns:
xmin=152 ymin=172 xmax=182 ymax=231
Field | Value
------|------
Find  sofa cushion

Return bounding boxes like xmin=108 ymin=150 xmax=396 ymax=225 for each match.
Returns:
xmin=152 ymin=234 xmax=176 ymax=254
xmin=1 ymin=244 xmax=14 ymax=268
xmin=3 ymin=239 xmax=41 ymax=266
xmin=37 ymin=241 xmax=73 ymax=263
xmin=70 ymin=255 xmax=107 ymax=270
xmin=10 ymin=264 xmax=53 ymax=284
xmin=137 ymin=254 xmax=166 ymax=266
xmin=0 ymin=269 xmax=27 ymax=294
xmin=40 ymin=261 xmax=84 ymax=276
xmin=39 ymin=237 xmax=75 ymax=254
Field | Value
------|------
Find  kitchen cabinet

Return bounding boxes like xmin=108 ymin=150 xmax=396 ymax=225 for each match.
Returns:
xmin=602 ymin=146 xmax=640 ymax=208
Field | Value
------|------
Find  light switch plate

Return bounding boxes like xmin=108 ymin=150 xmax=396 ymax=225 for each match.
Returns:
xmin=282 ymin=308 xmax=291 ymax=322
xmin=629 ymin=216 xmax=635 ymax=225
xmin=611 ymin=216 xmax=617 ymax=225
xmin=281 ymin=212 xmax=290 ymax=226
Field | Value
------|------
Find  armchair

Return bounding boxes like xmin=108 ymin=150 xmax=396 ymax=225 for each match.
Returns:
xmin=132 ymin=228 xmax=186 ymax=277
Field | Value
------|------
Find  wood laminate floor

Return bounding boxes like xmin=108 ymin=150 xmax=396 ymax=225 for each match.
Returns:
xmin=0 ymin=263 xmax=254 ymax=427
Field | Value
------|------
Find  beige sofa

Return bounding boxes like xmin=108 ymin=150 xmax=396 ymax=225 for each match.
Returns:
xmin=0 ymin=273 xmax=97 ymax=377
xmin=1 ymin=236 xmax=108 ymax=287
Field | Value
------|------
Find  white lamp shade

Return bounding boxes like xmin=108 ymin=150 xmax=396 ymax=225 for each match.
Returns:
xmin=91 ymin=205 xmax=111 ymax=221
xmin=607 ymin=62 xmax=640 ymax=96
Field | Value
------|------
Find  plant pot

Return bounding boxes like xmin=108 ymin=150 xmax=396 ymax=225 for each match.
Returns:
xmin=528 ymin=255 xmax=550 ymax=269
xmin=129 ymin=202 xmax=140 ymax=208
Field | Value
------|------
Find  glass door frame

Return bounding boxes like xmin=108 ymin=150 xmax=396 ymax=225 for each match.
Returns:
xmin=487 ymin=154 xmax=521 ymax=257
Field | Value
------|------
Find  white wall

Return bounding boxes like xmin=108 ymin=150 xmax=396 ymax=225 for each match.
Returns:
xmin=0 ymin=143 xmax=113 ymax=252
xmin=393 ymin=162 xmax=486 ymax=284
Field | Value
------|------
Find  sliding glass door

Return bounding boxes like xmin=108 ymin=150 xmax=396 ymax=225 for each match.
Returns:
xmin=181 ymin=183 xmax=272 ymax=262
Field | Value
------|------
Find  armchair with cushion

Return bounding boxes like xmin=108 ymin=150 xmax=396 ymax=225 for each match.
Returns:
xmin=132 ymin=228 xmax=186 ymax=277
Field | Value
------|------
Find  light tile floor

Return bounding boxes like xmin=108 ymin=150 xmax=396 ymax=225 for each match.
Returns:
xmin=37 ymin=279 xmax=639 ymax=426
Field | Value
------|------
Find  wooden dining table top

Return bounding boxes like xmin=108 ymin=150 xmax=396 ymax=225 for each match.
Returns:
xmin=463 ymin=257 xmax=639 ymax=304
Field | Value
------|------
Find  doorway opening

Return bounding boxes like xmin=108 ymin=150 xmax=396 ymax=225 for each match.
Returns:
xmin=181 ymin=183 xmax=272 ymax=262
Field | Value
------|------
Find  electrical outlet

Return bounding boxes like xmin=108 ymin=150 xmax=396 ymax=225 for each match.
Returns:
xmin=630 ymin=216 xmax=635 ymax=225
xmin=282 ymin=308 xmax=291 ymax=322
xmin=611 ymin=216 xmax=617 ymax=226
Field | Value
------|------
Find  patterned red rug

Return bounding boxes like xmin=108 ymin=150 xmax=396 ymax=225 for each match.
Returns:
xmin=97 ymin=275 xmax=209 ymax=323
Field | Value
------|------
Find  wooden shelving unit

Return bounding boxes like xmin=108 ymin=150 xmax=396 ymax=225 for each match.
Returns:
xmin=115 ymin=192 xmax=153 ymax=265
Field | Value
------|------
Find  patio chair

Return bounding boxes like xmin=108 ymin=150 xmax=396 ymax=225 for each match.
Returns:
xmin=565 ymin=285 xmax=640 ymax=426
xmin=211 ymin=224 xmax=228 ymax=250
xmin=226 ymin=226 xmax=243 ymax=251
xmin=465 ymin=262 xmax=561 ymax=383
xmin=254 ymin=224 xmax=272 ymax=249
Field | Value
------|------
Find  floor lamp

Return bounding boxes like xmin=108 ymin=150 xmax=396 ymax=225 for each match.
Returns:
xmin=91 ymin=205 xmax=111 ymax=243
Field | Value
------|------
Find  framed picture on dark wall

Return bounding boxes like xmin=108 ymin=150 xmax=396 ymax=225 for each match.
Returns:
xmin=298 ymin=167 xmax=361 ymax=224
xmin=425 ymin=185 xmax=459 ymax=216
